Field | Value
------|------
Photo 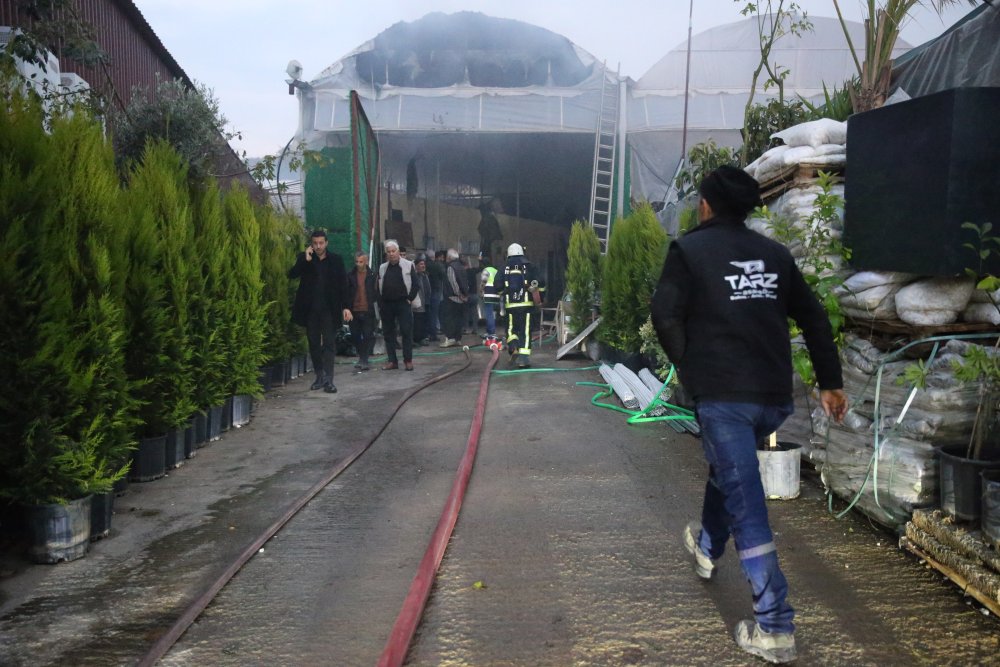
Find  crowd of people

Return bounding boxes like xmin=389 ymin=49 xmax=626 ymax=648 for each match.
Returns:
xmin=288 ymin=236 xmax=544 ymax=389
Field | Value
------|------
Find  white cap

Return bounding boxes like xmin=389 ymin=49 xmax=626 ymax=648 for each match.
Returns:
xmin=507 ymin=242 xmax=524 ymax=257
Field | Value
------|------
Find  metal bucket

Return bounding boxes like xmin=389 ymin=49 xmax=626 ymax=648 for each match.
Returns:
xmin=757 ymin=441 xmax=801 ymax=500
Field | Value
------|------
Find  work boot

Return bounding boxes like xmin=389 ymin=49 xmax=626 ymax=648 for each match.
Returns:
xmin=323 ymin=381 xmax=337 ymax=394
xmin=734 ymin=620 xmax=796 ymax=664
xmin=683 ymin=521 xmax=715 ymax=580
xmin=310 ymin=372 xmax=325 ymax=391
xmin=516 ymin=355 xmax=530 ymax=368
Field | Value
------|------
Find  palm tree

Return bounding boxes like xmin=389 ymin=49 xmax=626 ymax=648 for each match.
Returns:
xmin=833 ymin=0 xmax=979 ymax=112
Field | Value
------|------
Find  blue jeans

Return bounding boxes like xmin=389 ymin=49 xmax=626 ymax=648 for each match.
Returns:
xmin=695 ymin=400 xmax=795 ymax=634
xmin=483 ymin=301 xmax=496 ymax=335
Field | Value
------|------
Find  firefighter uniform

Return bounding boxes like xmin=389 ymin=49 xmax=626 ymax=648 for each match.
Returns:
xmin=496 ymin=243 xmax=544 ymax=367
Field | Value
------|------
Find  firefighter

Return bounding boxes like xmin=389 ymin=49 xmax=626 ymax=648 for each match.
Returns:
xmin=496 ymin=242 xmax=544 ymax=367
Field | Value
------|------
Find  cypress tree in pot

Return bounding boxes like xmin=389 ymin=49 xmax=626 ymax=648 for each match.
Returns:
xmin=0 ymin=93 xmax=135 ymax=560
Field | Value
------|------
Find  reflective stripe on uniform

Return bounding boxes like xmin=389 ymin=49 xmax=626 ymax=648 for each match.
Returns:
xmin=738 ymin=542 xmax=776 ymax=561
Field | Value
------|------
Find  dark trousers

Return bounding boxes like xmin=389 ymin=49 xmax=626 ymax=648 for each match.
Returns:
xmin=413 ymin=311 xmax=427 ymax=343
xmin=505 ymin=306 xmax=533 ymax=356
xmin=442 ymin=299 xmax=465 ymax=341
xmin=381 ymin=299 xmax=413 ymax=363
xmin=349 ymin=311 xmax=375 ymax=364
xmin=427 ymin=293 xmax=442 ymax=339
xmin=306 ymin=308 xmax=337 ymax=380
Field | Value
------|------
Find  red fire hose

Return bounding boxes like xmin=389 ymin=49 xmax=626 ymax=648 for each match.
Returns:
xmin=377 ymin=347 xmax=500 ymax=667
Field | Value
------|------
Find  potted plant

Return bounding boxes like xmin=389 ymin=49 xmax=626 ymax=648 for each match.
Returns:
xmin=222 ymin=185 xmax=267 ymax=411
xmin=597 ymin=203 xmax=668 ymax=369
xmin=0 ymin=91 xmax=134 ymax=559
xmin=122 ymin=141 xmax=198 ymax=476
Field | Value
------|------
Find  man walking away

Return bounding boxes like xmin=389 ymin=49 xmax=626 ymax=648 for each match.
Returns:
xmin=288 ymin=230 xmax=352 ymax=393
xmin=347 ymin=250 xmax=377 ymax=371
xmin=377 ymin=240 xmax=419 ymax=371
xmin=650 ymin=165 xmax=847 ymax=664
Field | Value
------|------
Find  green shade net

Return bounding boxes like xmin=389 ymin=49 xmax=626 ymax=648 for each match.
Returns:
xmin=304 ymin=92 xmax=379 ymax=259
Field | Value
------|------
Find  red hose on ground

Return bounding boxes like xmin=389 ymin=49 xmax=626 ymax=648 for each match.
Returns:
xmin=137 ymin=352 xmax=474 ymax=667
xmin=377 ymin=347 xmax=500 ymax=667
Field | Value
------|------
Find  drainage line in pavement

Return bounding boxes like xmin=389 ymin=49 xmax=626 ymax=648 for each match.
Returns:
xmin=378 ymin=347 xmax=501 ymax=667
xmin=137 ymin=350 xmax=476 ymax=667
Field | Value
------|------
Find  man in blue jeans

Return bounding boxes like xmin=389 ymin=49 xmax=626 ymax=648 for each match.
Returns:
xmin=651 ymin=166 xmax=847 ymax=664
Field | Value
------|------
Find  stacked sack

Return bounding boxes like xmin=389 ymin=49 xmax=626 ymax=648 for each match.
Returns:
xmin=744 ymin=118 xmax=847 ymax=184
xmin=808 ymin=335 xmax=982 ymax=528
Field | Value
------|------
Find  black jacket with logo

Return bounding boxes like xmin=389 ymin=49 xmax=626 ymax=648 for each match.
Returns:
xmin=650 ymin=214 xmax=842 ymax=404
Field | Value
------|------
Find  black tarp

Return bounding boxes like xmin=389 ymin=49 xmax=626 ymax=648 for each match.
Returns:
xmin=891 ymin=3 xmax=1000 ymax=98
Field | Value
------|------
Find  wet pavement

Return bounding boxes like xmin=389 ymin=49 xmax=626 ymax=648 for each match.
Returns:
xmin=1 ymin=340 xmax=999 ymax=666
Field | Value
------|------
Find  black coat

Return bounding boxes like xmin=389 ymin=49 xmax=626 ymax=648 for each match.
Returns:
xmin=288 ymin=251 xmax=349 ymax=327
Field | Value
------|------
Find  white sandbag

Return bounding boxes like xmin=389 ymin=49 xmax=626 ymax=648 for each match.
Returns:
xmin=895 ymin=277 xmax=975 ymax=314
xmin=755 ymin=158 xmax=791 ymax=183
xmin=898 ymin=309 xmax=960 ymax=326
xmin=772 ymin=118 xmax=848 ymax=148
xmin=970 ymin=287 xmax=1000 ymax=304
xmin=962 ymin=302 xmax=1000 ymax=324
xmin=842 ymin=271 xmax=919 ymax=292
xmin=838 ymin=283 xmax=899 ymax=311
xmin=782 ymin=145 xmax=819 ymax=165
xmin=813 ymin=144 xmax=847 ymax=156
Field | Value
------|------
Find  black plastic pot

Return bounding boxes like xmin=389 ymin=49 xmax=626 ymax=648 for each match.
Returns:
xmin=939 ymin=444 xmax=1000 ymax=522
xmin=271 ymin=361 xmax=287 ymax=387
xmin=183 ymin=419 xmax=197 ymax=459
xmin=129 ymin=434 xmax=167 ymax=482
xmin=165 ymin=427 xmax=186 ymax=469
xmin=89 ymin=491 xmax=114 ymax=541
xmin=221 ymin=396 xmax=233 ymax=432
xmin=193 ymin=410 xmax=208 ymax=448
xmin=599 ymin=343 xmax=645 ymax=373
xmin=258 ymin=365 xmax=273 ymax=393
xmin=112 ymin=474 xmax=129 ymax=497
xmin=982 ymin=470 xmax=1000 ymax=547
xmin=24 ymin=495 xmax=92 ymax=563
xmin=207 ymin=404 xmax=225 ymax=441
xmin=232 ymin=394 xmax=252 ymax=427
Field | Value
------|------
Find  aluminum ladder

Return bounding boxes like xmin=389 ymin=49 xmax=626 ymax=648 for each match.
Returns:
xmin=588 ymin=62 xmax=620 ymax=254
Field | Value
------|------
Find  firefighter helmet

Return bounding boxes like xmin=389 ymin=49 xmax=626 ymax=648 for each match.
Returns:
xmin=507 ymin=243 xmax=524 ymax=257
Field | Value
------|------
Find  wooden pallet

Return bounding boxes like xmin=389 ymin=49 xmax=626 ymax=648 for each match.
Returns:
xmin=758 ymin=161 xmax=845 ymax=201
xmin=846 ymin=315 xmax=1000 ymax=339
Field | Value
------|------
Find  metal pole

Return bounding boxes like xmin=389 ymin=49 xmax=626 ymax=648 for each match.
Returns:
xmin=680 ymin=0 xmax=695 ymax=162
xmin=616 ymin=72 xmax=627 ymax=219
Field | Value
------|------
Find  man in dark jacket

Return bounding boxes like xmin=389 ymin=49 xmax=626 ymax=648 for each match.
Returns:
xmin=347 ymin=250 xmax=378 ymax=371
xmin=650 ymin=166 xmax=847 ymax=664
xmin=288 ymin=229 xmax=352 ymax=393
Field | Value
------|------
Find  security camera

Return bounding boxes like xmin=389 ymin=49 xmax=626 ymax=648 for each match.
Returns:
xmin=286 ymin=60 xmax=303 ymax=81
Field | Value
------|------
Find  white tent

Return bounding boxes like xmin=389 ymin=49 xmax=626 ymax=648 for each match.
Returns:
xmin=629 ymin=14 xmax=910 ymax=208
xmin=293 ymin=12 xmax=612 ymax=225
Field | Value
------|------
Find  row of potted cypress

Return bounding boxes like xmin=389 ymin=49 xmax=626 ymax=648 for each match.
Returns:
xmin=0 ymin=87 xmax=305 ymax=562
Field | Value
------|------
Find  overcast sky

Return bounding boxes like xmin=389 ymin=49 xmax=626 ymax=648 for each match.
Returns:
xmin=131 ymin=0 xmax=975 ymax=158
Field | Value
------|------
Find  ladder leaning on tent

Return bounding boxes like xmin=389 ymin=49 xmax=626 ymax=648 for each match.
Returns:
xmin=588 ymin=62 xmax=621 ymax=254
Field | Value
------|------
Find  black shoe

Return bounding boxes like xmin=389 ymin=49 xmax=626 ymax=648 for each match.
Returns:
xmin=310 ymin=375 xmax=325 ymax=390
xmin=323 ymin=382 xmax=337 ymax=393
